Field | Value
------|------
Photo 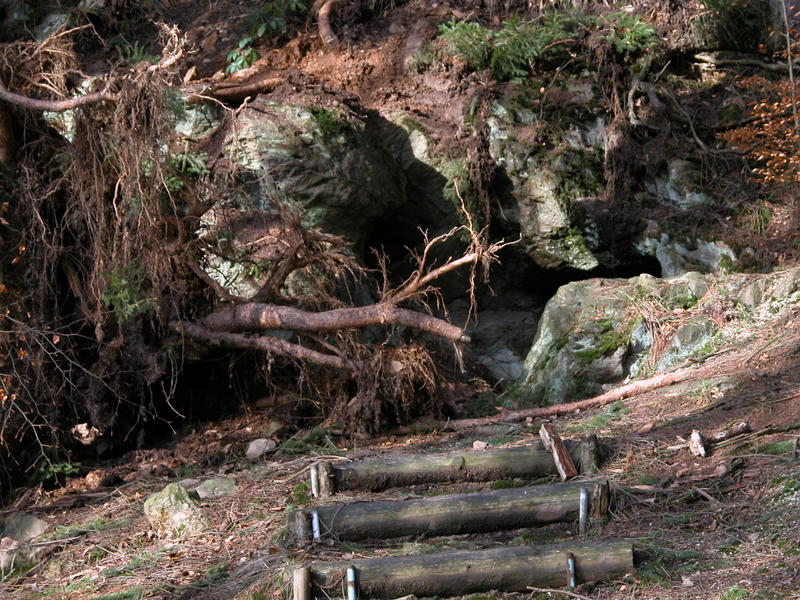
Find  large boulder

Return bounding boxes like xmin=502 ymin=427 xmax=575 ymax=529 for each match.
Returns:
xmin=223 ymin=100 xmax=407 ymax=250
xmin=506 ymin=266 xmax=800 ymax=408
xmin=487 ymin=84 xmax=607 ymax=271
xmin=505 ymin=273 xmax=716 ymax=408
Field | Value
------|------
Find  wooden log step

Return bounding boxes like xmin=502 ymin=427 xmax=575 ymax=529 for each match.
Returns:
xmin=290 ymin=480 xmax=608 ymax=543
xmin=312 ymin=435 xmax=600 ymax=497
xmin=299 ymin=540 xmax=634 ymax=599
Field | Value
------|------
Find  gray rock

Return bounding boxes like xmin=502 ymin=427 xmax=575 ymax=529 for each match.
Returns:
xmin=637 ymin=232 xmax=735 ymax=278
xmin=737 ymin=280 xmax=766 ymax=308
xmin=506 ymin=278 xmax=634 ymax=407
xmin=647 ymin=159 xmax=709 ymax=210
xmin=143 ymin=483 xmax=209 ymax=538
xmin=194 ymin=478 xmax=237 ymax=499
xmin=771 ymin=267 xmax=800 ymax=300
xmin=245 ymin=438 xmax=276 ymax=459
xmin=2 ymin=513 xmax=48 ymax=542
xmin=656 ymin=317 xmax=717 ymax=371
xmin=507 ymin=272 xmax=721 ymax=408
xmin=223 ymin=101 xmax=406 ymax=250
xmin=0 ymin=513 xmax=49 ymax=571
xmin=467 ymin=309 xmax=540 ymax=382
xmin=486 ymin=90 xmax=604 ymax=271
xmin=175 ymin=100 xmax=223 ymax=139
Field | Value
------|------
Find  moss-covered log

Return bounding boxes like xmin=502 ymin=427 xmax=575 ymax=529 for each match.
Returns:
xmin=304 ymin=541 xmax=633 ymax=598
xmin=314 ymin=437 xmax=600 ymax=496
xmin=290 ymin=480 xmax=608 ymax=543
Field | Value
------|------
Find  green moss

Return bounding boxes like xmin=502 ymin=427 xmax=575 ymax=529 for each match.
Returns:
xmin=565 ymin=400 xmax=629 ymax=433
xmin=289 ymin=482 xmax=311 ymax=506
xmin=756 ymin=441 xmax=794 ymax=456
xmin=574 ymin=319 xmax=627 ymax=363
xmin=308 ymin=107 xmax=352 ymax=138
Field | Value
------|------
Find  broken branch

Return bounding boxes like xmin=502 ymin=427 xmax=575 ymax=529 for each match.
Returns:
xmin=201 ymin=302 xmax=471 ymax=343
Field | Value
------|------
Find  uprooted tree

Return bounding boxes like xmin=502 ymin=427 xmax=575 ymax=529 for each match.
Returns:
xmin=0 ymin=22 xmax=507 ymax=487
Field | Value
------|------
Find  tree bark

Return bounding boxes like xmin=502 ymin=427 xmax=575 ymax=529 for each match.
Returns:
xmin=317 ymin=440 xmax=598 ymax=496
xmin=171 ymin=321 xmax=355 ymax=370
xmin=0 ymin=81 xmax=115 ymax=112
xmin=307 ymin=541 xmax=634 ymax=598
xmin=201 ymin=302 xmax=470 ymax=343
xmin=291 ymin=480 xmax=608 ymax=543
xmin=318 ymin=0 xmax=342 ymax=48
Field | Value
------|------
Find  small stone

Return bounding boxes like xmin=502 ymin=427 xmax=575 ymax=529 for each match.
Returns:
xmin=2 ymin=513 xmax=48 ymax=542
xmin=194 ymin=477 xmax=237 ymax=499
xmin=178 ymin=478 xmax=203 ymax=488
xmin=245 ymin=438 xmax=276 ymax=459
xmin=0 ymin=513 xmax=49 ymax=571
xmin=143 ymin=483 xmax=210 ymax=538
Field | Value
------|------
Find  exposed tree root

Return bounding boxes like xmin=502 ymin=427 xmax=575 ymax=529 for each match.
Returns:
xmin=184 ymin=77 xmax=284 ymax=103
xmin=318 ymin=0 xmax=342 ymax=49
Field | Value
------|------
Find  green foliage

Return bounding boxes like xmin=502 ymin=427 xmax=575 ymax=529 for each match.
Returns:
xmin=101 ymin=265 xmax=157 ymax=321
xmin=756 ymin=441 xmax=794 ymax=455
xmin=489 ymin=17 xmax=541 ymax=80
xmin=228 ymin=0 xmax=307 ymax=74
xmin=245 ymin=0 xmax=307 ymax=35
xmin=601 ymin=12 xmax=657 ymax=54
xmin=721 ymin=586 xmax=750 ymax=600
xmin=51 ymin=517 xmax=126 ymax=540
xmin=408 ymin=42 xmax=436 ymax=73
xmin=28 ymin=451 xmax=80 ymax=486
xmin=226 ymin=37 xmax=261 ymax=74
xmin=289 ymin=482 xmax=311 ymax=506
xmin=277 ymin=427 xmax=343 ymax=456
xmin=114 ymin=39 xmax=159 ymax=65
xmin=439 ymin=14 xmax=576 ymax=80
xmin=439 ymin=10 xmax=654 ymax=81
xmin=438 ymin=20 xmax=493 ymax=70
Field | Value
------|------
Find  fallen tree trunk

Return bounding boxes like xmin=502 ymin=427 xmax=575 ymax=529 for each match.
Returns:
xmin=303 ymin=541 xmax=634 ymax=598
xmin=290 ymin=480 xmax=608 ymax=543
xmin=440 ymin=368 xmax=694 ymax=430
xmin=313 ymin=437 xmax=600 ymax=496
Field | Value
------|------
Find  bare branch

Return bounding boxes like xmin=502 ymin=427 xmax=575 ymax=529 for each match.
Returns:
xmin=201 ymin=302 xmax=471 ymax=343
xmin=171 ymin=321 xmax=356 ymax=370
xmin=0 ymin=80 xmax=115 ymax=112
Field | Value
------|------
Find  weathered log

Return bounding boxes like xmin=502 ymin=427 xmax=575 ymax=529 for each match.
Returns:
xmin=293 ymin=567 xmax=311 ymax=600
xmin=315 ymin=440 xmax=600 ymax=497
xmin=290 ymin=480 xmax=608 ymax=543
xmin=540 ymin=423 xmax=579 ymax=480
xmin=306 ymin=541 xmax=634 ymax=598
